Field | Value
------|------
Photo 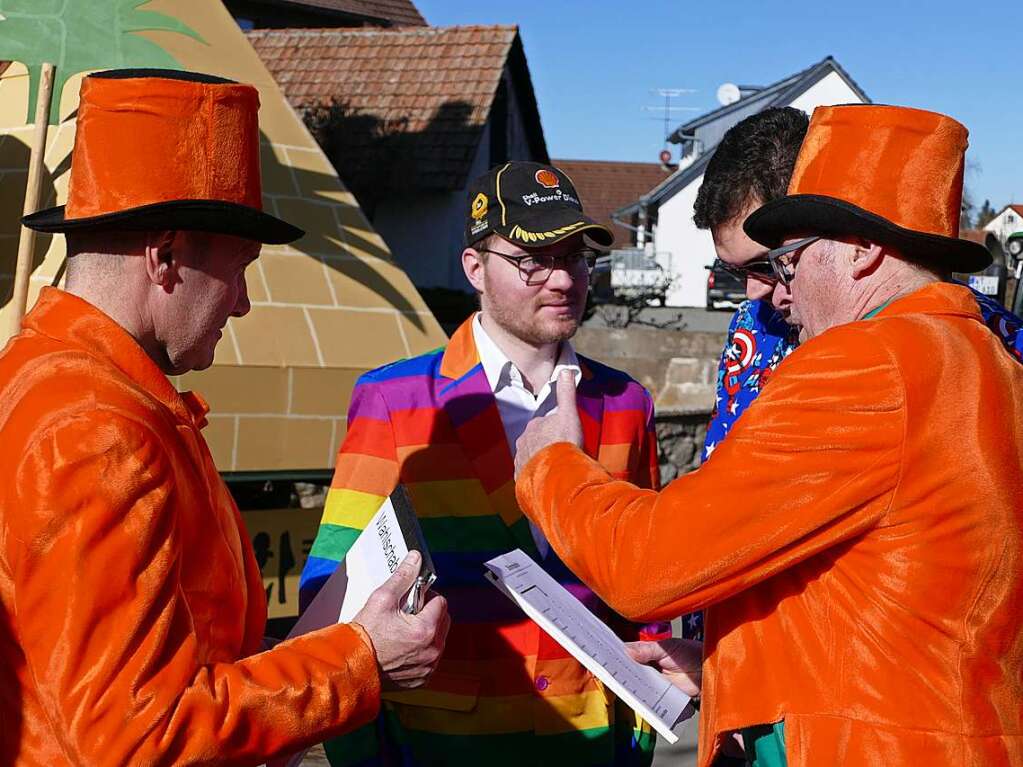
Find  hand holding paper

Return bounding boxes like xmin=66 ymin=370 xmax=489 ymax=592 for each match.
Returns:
xmin=353 ymin=551 xmax=450 ymax=691
xmin=625 ymin=639 xmax=703 ymax=698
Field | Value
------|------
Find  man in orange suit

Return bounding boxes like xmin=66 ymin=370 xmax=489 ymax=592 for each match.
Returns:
xmin=514 ymin=104 xmax=1023 ymax=767
xmin=0 ymin=69 xmax=448 ymax=766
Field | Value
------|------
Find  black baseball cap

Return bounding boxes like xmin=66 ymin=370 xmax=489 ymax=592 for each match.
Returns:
xmin=464 ymin=161 xmax=613 ymax=249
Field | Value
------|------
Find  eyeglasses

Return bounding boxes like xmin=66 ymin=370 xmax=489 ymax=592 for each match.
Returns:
xmin=478 ymin=248 xmax=600 ymax=286
xmin=713 ymin=236 xmax=821 ymax=287
xmin=712 ymin=257 xmax=777 ymax=283
xmin=765 ymin=236 xmax=820 ymax=286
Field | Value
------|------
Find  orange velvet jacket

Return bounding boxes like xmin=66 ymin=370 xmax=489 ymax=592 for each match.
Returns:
xmin=517 ymin=283 xmax=1023 ymax=767
xmin=0 ymin=288 xmax=381 ymax=766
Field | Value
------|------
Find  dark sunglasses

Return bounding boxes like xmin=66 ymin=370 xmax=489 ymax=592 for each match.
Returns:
xmin=713 ymin=236 xmax=821 ymax=286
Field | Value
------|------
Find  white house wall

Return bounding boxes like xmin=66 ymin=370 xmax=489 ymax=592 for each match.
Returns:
xmin=657 ymin=174 xmax=715 ymax=307
xmin=654 ymin=70 xmax=866 ymax=307
xmin=984 ymin=208 xmax=1023 ymax=242
xmin=787 ymin=71 xmax=862 ymax=114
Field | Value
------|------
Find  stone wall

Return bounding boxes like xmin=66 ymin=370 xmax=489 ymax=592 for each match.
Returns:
xmin=573 ymin=322 xmax=720 ymax=484
xmin=655 ymin=412 xmax=709 ymax=484
xmin=574 ymin=325 xmax=723 ymax=414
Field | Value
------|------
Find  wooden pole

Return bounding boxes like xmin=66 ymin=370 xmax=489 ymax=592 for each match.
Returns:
xmin=8 ymin=62 xmax=56 ymax=339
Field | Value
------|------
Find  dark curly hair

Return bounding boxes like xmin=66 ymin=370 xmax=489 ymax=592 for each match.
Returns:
xmin=692 ymin=107 xmax=809 ymax=231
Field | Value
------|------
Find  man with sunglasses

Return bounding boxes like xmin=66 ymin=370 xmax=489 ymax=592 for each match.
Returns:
xmin=300 ymin=161 xmax=672 ymax=767
xmin=684 ymin=106 xmax=1023 ymax=766
xmin=512 ymin=105 xmax=1023 ymax=767
xmin=694 ymin=108 xmax=1021 ymax=477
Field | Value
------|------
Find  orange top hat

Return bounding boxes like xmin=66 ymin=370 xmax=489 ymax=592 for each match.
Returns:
xmin=23 ymin=69 xmax=303 ymax=245
xmin=744 ymin=104 xmax=991 ymax=273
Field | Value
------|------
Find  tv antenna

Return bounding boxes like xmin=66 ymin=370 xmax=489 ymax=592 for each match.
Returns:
xmin=642 ymin=88 xmax=699 ymax=145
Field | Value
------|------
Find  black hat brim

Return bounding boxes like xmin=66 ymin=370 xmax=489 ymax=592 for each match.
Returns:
xmin=744 ymin=194 xmax=992 ymax=274
xmin=23 ymin=199 xmax=304 ymax=245
xmin=494 ymin=207 xmax=614 ymax=249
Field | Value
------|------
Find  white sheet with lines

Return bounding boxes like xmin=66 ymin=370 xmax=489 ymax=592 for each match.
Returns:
xmin=484 ymin=549 xmax=693 ymax=744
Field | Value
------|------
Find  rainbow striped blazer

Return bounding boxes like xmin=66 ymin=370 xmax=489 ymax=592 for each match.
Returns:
xmin=300 ymin=317 xmax=666 ymax=767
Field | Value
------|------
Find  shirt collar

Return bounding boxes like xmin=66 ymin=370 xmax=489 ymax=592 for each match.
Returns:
xmin=471 ymin=312 xmax=581 ymax=394
xmin=869 ymin=282 xmax=984 ymax=322
xmin=21 ymin=287 xmax=208 ymax=430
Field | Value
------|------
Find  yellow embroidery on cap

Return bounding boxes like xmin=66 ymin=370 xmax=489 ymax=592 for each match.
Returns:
xmin=471 ymin=193 xmax=488 ymax=220
xmin=509 ymin=221 xmax=587 ymax=242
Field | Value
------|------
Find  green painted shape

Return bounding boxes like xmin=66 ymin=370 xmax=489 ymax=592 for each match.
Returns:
xmin=0 ymin=0 xmax=205 ymax=124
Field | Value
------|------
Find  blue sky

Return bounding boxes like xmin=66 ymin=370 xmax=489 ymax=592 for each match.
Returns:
xmin=418 ymin=0 xmax=1023 ymax=215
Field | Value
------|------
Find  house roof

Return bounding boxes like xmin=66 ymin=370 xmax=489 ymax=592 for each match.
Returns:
xmin=268 ymin=0 xmax=427 ymax=26
xmin=553 ymin=159 xmax=672 ymax=247
xmin=617 ymin=56 xmax=870 ymax=217
xmin=960 ymin=228 xmax=986 ymax=244
xmin=667 ymin=56 xmax=867 ymax=142
xmin=247 ymin=25 xmax=547 ymax=194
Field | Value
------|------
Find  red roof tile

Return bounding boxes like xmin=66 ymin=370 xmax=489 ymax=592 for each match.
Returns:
xmin=553 ymin=159 xmax=673 ymax=247
xmin=279 ymin=0 xmax=426 ymax=26
xmin=248 ymin=25 xmax=521 ymax=193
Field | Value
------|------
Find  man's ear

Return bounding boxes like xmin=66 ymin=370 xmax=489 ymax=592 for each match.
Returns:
xmin=850 ymin=240 xmax=884 ymax=279
xmin=143 ymin=230 xmax=179 ymax=289
xmin=462 ymin=247 xmax=486 ymax=293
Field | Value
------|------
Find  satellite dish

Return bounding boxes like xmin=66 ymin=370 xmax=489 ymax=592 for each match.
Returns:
xmin=717 ymin=83 xmax=741 ymax=106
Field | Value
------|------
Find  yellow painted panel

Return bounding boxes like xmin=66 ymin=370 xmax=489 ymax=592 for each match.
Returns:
xmin=307 ymin=308 xmax=407 ymax=370
xmin=399 ymin=311 xmax=448 ymax=356
xmin=202 ymin=414 xmax=237 ymax=471
xmin=324 ymin=255 xmax=429 ymax=312
xmin=260 ymin=252 xmax=334 ymax=306
xmin=235 ymin=415 xmax=334 ymax=471
xmin=290 ymin=366 xmax=361 ymax=417
xmin=232 ymin=305 xmax=321 ymax=367
xmin=180 ymin=365 xmax=289 ymax=415
xmin=0 ymin=63 xmax=30 ymax=126
xmin=274 ymin=197 xmax=345 ymax=257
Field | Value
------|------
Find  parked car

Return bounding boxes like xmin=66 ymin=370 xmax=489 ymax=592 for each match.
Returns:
xmin=591 ymin=248 xmax=670 ymax=306
xmin=706 ymin=262 xmax=746 ymax=309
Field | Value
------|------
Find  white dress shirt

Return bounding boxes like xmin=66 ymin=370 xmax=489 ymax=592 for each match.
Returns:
xmin=472 ymin=313 xmax=582 ymax=558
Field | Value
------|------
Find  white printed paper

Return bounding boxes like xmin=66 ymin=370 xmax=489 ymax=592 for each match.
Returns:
xmin=337 ymin=495 xmax=410 ymax=623
xmin=484 ymin=549 xmax=692 ymax=744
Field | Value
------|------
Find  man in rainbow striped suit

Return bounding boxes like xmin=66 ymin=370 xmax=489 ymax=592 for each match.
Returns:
xmin=301 ymin=162 xmax=671 ymax=767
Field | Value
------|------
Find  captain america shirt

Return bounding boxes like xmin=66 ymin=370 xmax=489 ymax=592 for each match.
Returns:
xmin=681 ymin=285 xmax=1023 ymax=642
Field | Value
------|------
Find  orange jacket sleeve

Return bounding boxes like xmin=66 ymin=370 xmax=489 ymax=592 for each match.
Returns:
xmin=8 ymin=410 xmax=381 ymax=766
xmin=516 ymin=329 xmax=905 ymax=622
